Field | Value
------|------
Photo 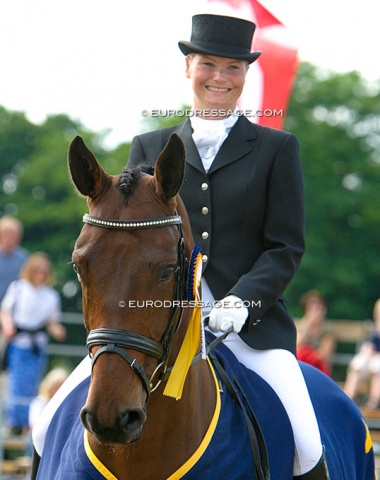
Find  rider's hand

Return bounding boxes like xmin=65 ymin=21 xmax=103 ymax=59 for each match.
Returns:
xmin=208 ymin=295 xmax=249 ymax=333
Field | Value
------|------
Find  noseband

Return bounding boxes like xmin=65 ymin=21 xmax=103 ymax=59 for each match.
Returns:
xmin=83 ymin=213 xmax=187 ymax=402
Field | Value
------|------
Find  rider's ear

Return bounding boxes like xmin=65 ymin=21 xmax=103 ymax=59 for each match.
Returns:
xmin=154 ymin=134 xmax=185 ymax=200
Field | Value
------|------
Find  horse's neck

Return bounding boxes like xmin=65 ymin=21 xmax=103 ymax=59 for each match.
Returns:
xmin=89 ymin=359 xmax=216 ymax=480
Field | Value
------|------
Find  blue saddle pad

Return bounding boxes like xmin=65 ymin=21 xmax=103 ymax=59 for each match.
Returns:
xmin=35 ymin=333 xmax=375 ymax=479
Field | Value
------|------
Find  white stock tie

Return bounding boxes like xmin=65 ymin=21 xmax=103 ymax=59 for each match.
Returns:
xmin=191 ymin=115 xmax=238 ymax=172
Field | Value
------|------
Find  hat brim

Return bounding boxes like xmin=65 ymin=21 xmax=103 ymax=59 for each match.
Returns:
xmin=178 ymin=40 xmax=261 ymax=64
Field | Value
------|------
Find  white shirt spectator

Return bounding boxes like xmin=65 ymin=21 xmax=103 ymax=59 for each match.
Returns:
xmin=1 ymin=279 xmax=61 ymax=349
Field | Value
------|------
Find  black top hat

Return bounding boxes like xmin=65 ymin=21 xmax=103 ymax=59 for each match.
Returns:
xmin=178 ymin=14 xmax=261 ymax=64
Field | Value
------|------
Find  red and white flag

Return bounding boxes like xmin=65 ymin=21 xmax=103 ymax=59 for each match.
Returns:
xmin=207 ymin=0 xmax=299 ymax=129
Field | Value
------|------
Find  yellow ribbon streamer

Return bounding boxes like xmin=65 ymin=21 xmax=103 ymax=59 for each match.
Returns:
xmin=164 ymin=250 xmax=203 ymax=400
xmin=163 ymin=299 xmax=202 ymax=400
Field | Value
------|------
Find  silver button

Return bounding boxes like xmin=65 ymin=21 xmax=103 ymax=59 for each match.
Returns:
xmin=202 ymin=255 xmax=208 ymax=263
xmin=202 ymin=207 xmax=209 ymax=215
xmin=202 ymin=232 xmax=209 ymax=240
xmin=201 ymin=183 xmax=208 ymax=191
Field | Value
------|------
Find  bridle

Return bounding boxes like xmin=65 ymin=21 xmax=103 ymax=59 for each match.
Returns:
xmin=82 ymin=212 xmax=188 ymax=402
xmin=81 ymin=213 xmax=270 ymax=478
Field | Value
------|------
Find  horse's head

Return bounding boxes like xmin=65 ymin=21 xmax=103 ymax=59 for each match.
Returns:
xmin=68 ymin=134 xmax=195 ymax=445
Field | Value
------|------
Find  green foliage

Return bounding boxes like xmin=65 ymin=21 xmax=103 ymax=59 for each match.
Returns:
xmin=284 ymin=63 xmax=380 ymax=319
xmin=0 ymin=112 xmax=128 ymax=311
xmin=137 ymin=105 xmax=192 ymax=133
xmin=1 ymin=64 xmax=379 ymax=319
xmin=0 ymin=107 xmax=38 ymax=170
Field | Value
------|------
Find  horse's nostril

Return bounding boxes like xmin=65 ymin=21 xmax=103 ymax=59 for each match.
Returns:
xmin=119 ymin=408 xmax=147 ymax=433
xmin=80 ymin=405 xmax=146 ymax=440
xmin=80 ymin=407 xmax=99 ymax=433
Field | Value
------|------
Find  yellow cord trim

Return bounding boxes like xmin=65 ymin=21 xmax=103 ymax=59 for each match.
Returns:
xmin=84 ymin=357 xmax=220 ymax=480
xmin=363 ymin=419 xmax=373 ymax=454
xmin=166 ymin=357 xmax=221 ymax=479
xmin=84 ymin=430 xmax=119 ymax=480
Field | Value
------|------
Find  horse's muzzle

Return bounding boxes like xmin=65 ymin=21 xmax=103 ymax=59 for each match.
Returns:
xmin=80 ymin=405 xmax=147 ymax=444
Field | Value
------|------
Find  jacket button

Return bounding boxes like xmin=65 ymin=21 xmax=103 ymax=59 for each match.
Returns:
xmin=202 ymin=231 xmax=209 ymax=239
xmin=202 ymin=207 xmax=209 ymax=215
xmin=201 ymin=183 xmax=208 ymax=191
xmin=202 ymin=255 xmax=208 ymax=263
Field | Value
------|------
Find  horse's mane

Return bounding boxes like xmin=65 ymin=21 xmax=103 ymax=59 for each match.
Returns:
xmin=118 ymin=162 xmax=154 ymax=201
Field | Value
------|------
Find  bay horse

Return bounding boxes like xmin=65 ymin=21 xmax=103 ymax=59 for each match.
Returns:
xmin=31 ymin=134 xmax=376 ymax=479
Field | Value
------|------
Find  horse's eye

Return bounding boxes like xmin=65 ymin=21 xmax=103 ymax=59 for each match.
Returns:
xmin=160 ymin=265 xmax=175 ymax=282
xmin=73 ymin=263 xmax=82 ymax=282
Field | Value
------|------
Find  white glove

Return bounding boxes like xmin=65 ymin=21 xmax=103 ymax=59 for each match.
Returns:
xmin=208 ymin=295 xmax=249 ymax=333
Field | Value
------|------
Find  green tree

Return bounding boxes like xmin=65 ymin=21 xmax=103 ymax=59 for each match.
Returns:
xmin=1 ymin=63 xmax=379 ymax=320
xmin=2 ymin=113 xmax=103 ymax=310
xmin=0 ymin=107 xmax=39 ymax=211
xmin=284 ymin=63 xmax=380 ymax=319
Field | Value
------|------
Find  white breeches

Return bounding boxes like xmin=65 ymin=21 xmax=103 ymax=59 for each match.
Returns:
xmin=201 ymin=278 xmax=322 ymax=475
xmin=221 ymin=332 xmax=323 ymax=475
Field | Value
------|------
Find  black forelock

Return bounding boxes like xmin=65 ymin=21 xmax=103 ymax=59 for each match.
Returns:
xmin=118 ymin=162 xmax=154 ymax=200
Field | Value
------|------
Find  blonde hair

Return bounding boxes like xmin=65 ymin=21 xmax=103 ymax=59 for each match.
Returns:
xmin=20 ymin=252 xmax=55 ymax=286
xmin=38 ymin=367 xmax=69 ymax=400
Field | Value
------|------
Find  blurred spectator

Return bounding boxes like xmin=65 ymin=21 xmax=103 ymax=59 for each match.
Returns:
xmin=0 ymin=252 xmax=66 ymax=434
xmin=29 ymin=367 xmax=69 ymax=430
xmin=344 ymin=299 xmax=380 ymax=409
xmin=296 ymin=290 xmax=336 ymax=376
xmin=26 ymin=367 xmax=69 ymax=458
xmin=0 ymin=216 xmax=28 ymax=302
xmin=0 ymin=216 xmax=29 ymax=370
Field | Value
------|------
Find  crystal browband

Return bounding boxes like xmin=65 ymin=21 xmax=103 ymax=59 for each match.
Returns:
xmin=83 ymin=213 xmax=182 ymax=230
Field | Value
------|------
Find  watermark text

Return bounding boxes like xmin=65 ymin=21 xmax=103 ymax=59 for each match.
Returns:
xmin=119 ymin=299 xmax=261 ymax=309
xmin=141 ymin=108 xmax=284 ymax=119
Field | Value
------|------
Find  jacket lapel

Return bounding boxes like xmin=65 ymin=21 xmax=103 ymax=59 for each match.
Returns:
xmin=208 ymin=116 xmax=257 ymax=174
xmin=174 ymin=119 xmax=205 ymax=174
xmin=173 ymin=116 xmax=258 ymax=175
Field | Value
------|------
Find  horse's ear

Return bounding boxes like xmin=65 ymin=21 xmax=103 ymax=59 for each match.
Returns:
xmin=154 ymin=133 xmax=185 ymax=200
xmin=68 ymin=136 xmax=110 ymax=198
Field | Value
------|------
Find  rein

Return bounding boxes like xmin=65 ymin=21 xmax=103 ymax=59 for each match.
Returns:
xmin=83 ymin=212 xmax=187 ymax=401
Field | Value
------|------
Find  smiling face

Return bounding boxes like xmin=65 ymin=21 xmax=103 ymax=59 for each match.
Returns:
xmin=185 ymin=53 xmax=248 ymax=119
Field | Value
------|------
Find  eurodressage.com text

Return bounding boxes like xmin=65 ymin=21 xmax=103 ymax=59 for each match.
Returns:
xmin=122 ymin=300 xmax=262 ymax=309
xmin=140 ymin=109 xmax=284 ymax=119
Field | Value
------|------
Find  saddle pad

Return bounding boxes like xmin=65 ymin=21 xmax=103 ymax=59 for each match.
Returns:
xmin=35 ymin=334 xmax=375 ymax=479
xmin=35 ymin=342 xmax=294 ymax=479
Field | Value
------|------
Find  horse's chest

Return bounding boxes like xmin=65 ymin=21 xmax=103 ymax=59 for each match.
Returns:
xmin=36 ymin=350 xmax=295 ymax=480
